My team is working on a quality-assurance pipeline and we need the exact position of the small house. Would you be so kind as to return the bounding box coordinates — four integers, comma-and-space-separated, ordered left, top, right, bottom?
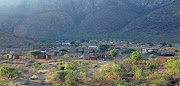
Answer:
89, 56, 97, 60
36, 55, 51, 59
8, 55, 20, 59
62, 43, 71, 46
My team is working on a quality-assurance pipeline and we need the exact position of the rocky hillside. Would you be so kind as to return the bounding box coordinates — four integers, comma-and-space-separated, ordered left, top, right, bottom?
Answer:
0, 0, 178, 42
0, 30, 40, 48
122, 0, 180, 42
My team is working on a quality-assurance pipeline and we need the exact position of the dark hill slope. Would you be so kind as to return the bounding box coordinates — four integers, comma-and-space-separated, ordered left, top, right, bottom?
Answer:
0, 30, 39, 48
0, 0, 177, 41
121, 1, 180, 42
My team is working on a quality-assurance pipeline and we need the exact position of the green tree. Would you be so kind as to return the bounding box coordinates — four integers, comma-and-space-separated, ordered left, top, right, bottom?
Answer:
27, 50, 43, 58
131, 51, 143, 61
54, 51, 59, 56
110, 49, 119, 57
149, 54, 155, 58
70, 41, 75, 45
99, 44, 109, 52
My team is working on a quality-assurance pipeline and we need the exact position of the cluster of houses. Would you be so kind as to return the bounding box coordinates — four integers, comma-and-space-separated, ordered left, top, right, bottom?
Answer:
1, 40, 178, 61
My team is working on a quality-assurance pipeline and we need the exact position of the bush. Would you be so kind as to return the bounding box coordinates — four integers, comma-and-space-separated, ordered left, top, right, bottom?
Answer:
65, 70, 79, 85
122, 49, 135, 54
0, 79, 7, 86
65, 61, 79, 70
110, 49, 119, 57
131, 51, 143, 61
146, 63, 157, 72
149, 54, 155, 58
28, 59, 36, 63
134, 68, 144, 84
0, 66, 22, 80
148, 73, 168, 86
52, 70, 68, 83
33, 62, 43, 69
0, 60, 9, 64
79, 61, 89, 66
57, 59, 64, 62
164, 59, 180, 76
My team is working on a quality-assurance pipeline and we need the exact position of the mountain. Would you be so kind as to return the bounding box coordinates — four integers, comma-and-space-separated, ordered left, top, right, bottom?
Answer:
121, 0, 180, 42
0, 0, 178, 42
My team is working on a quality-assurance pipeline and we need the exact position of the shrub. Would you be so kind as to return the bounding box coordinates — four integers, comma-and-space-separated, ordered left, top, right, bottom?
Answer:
110, 49, 119, 57
52, 70, 68, 83
63, 54, 70, 58
146, 63, 157, 72
148, 73, 168, 86
0, 66, 22, 80
65, 70, 79, 85
134, 68, 143, 84
122, 49, 135, 54
164, 59, 180, 76
149, 54, 155, 58
28, 59, 36, 63
105, 72, 120, 85
57, 59, 64, 62
33, 62, 43, 69
65, 61, 79, 70
131, 51, 143, 61
79, 61, 89, 66
0, 60, 9, 64
92, 74, 106, 85
0, 79, 7, 86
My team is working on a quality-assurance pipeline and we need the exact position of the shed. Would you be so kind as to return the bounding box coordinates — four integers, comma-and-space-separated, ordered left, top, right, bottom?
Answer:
36, 55, 51, 59
89, 56, 97, 60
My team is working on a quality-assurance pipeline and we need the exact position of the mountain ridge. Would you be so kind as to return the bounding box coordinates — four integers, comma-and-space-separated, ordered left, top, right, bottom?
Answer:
0, 0, 179, 42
